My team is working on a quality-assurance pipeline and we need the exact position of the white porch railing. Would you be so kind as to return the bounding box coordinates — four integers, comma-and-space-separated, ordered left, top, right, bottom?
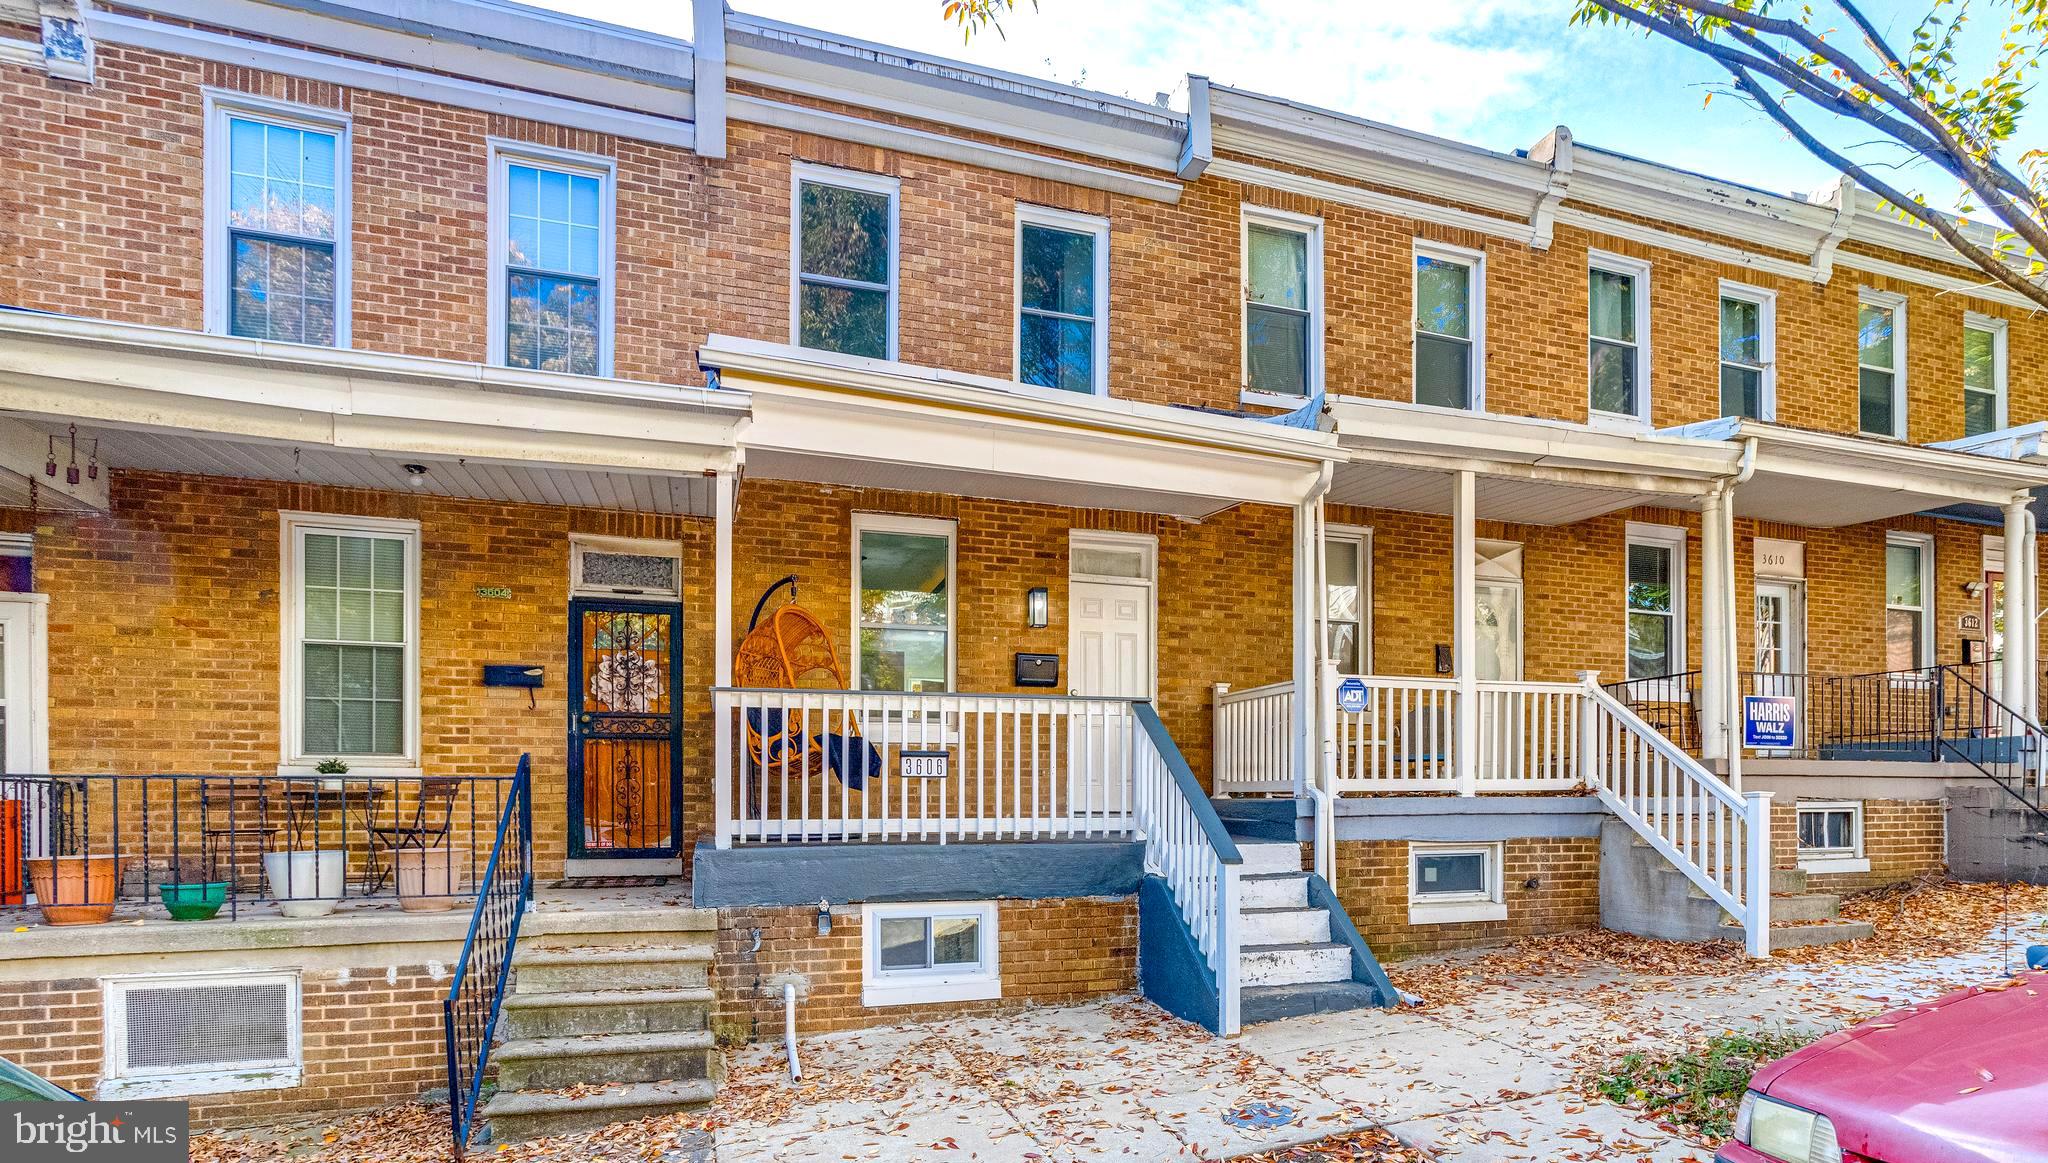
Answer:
1132, 702, 1243, 1034
712, 688, 1138, 845
1312, 675, 1584, 793
1582, 679, 1772, 956
1211, 681, 1294, 795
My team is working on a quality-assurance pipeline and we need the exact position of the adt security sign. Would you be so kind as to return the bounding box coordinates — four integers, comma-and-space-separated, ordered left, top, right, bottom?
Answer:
1743, 694, 1798, 750
1336, 677, 1367, 715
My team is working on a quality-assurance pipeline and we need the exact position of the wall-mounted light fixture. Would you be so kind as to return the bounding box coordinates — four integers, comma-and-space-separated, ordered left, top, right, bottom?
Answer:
1964, 580, 1988, 598
1026, 586, 1049, 629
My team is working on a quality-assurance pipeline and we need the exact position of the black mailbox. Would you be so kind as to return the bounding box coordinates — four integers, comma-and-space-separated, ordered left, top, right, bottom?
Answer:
1014, 653, 1059, 688
482, 665, 544, 688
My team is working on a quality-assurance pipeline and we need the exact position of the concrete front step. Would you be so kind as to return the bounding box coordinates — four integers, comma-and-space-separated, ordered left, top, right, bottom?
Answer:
1237, 841, 1305, 877
521, 907, 718, 949
500, 987, 715, 1040
1772, 867, 1810, 895
1241, 980, 1385, 1025
1722, 918, 1876, 951
483, 1078, 717, 1142
1240, 872, 1310, 910
1240, 941, 1351, 987
511, 943, 714, 993
493, 1030, 719, 1091
1240, 906, 1332, 947
1771, 892, 1842, 923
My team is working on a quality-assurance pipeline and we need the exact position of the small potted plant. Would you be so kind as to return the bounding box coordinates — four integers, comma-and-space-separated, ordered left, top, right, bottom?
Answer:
158, 855, 230, 921
313, 756, 349, 789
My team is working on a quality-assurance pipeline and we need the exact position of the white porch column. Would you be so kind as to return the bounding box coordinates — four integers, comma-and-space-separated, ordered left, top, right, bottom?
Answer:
2003, 496, 2028, 717
1453, 470, 1477, 797
1719, 491, 1744, 792
1699, 488, 1728, 763
711, 469, 736, 850
1291, 499, 1316, 797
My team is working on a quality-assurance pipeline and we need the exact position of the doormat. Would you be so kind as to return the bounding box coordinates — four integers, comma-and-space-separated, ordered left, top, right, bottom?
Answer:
549, 876, 674, 889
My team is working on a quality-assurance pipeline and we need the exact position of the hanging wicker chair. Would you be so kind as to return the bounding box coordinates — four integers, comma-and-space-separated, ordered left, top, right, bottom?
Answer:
734, 576, 881, 788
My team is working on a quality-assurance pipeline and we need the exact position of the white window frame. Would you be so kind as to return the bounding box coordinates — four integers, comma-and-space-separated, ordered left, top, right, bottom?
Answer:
1407, 841, 1506, 925
202, 90, 353, 347
1858, 289, 1909, 439
791, 162, 901, 361
1885, 530, 1935, 671
486, 138, 618, 379
1624, 522, 1688, 683
1324, 524, 1374, 675
1587, 250, 1652, 426
569, 534, 684, 600
1718, 280, 1777, 422
1412, 239, 1486, 412
1013, 203, 1110, 395
1795, 800, 1869, 874
1239, 205, 1324, 405
861, 900, 1000, 1007
279, 511, 422, 773
102, 970, 303, 1099
850, 513, 957, 693
1963, 312, 2009, 436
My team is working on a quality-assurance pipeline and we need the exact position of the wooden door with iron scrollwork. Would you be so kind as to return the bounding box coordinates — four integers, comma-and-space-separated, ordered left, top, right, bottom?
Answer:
567, 599, 683, 860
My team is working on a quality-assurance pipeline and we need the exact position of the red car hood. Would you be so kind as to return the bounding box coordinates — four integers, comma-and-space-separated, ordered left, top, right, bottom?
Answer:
1755, 971, 2048, 1163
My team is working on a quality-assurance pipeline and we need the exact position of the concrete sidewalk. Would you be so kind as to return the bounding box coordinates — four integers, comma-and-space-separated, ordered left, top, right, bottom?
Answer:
712, 905, 2048, 1162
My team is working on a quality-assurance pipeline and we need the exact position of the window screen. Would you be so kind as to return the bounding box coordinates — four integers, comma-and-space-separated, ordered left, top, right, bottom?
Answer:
578, 550, 678, 596
123, 979, 294, 1072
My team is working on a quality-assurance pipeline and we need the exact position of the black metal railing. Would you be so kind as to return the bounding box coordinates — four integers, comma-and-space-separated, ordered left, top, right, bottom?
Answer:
443, 754, 533, 1160
1603, 670, 1704, 753
0, 772, 518, 921
1931, 667, 2048, 825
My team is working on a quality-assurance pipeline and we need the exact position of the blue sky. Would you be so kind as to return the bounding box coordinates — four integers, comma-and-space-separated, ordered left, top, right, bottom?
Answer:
531, 0, 2037, 208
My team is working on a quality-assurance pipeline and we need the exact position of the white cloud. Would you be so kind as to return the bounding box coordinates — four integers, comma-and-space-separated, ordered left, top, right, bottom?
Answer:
534, 0, 1561, 142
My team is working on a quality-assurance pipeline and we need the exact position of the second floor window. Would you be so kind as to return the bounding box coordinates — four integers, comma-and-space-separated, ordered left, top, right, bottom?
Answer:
1016, 206, 1108, 393
1588, 255, 1649, 421
1719, 286, 1772, 420
496, 151, 611, 377
1415, 244, 1482, 410
215, 104, 347, 346
1243, 211, 1320, 397
796, 166, 898, 360
1858, 294, 1905, 438
1964, 316, 2007, 436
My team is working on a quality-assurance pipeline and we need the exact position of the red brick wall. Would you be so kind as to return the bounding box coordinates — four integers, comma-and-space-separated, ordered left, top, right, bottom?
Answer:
710, 896, 1135, 1040
1773, 797, 1946, 891
1326, 837, 1601, 960
0, 962, 449, 1130
4, 42, 2043, 438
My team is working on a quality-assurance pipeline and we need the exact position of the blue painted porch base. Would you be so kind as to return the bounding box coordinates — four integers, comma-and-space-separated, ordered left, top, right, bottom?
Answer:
691, 839, 1143, 908
1137, 875, 1221, 1032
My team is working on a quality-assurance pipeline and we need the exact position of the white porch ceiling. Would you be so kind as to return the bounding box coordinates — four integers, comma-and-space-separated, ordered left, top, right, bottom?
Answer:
745, 449, 1248, 520
9, 419, 718, 516
1326, 460, 1692, 526
1730, 468, 1976, 528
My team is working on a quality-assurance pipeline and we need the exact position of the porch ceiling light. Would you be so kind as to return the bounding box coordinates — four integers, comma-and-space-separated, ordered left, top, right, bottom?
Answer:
402, 463, 430, 489
1027, 586, 1049, 629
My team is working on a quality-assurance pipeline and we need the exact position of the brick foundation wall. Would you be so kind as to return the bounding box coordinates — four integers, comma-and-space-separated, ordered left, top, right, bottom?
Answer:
1771, 796, 1946, 892
1326, 837, 1601, 960
710, 896, 1136, 1040
0, 960, 450, 1130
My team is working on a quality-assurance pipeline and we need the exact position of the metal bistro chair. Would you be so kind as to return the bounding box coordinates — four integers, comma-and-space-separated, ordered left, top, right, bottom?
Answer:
366, 777, 461, 894
200, 779, 281, 893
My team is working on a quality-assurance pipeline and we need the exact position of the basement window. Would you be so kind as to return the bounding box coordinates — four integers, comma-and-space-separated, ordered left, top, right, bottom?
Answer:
1408, 842, 1506, 925
861, 901, 1000, 1007
102, 971, 302, 1099
1796, 801, 1869, 874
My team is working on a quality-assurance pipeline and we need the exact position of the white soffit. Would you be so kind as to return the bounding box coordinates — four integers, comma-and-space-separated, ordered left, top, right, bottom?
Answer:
1325, 460, 1687, 526
6, 419, 721, 515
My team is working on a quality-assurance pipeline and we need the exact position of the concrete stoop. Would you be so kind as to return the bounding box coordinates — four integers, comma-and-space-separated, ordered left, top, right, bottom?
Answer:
481, 907, 723, 1144
1599, 821, 1873, 952
1946, 783, 2048, 885
1232, 840, 1387, 1025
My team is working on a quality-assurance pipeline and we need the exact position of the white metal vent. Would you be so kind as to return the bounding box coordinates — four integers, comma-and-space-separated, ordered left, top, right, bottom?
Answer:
570, 537, 682, 599
104, 972, 302, 1098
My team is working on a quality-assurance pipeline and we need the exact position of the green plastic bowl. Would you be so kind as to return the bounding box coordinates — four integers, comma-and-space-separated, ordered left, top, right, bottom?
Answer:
158, 881, 229, 921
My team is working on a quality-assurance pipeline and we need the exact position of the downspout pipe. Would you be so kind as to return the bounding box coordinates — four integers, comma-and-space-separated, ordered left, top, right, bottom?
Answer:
1723, 438, 1758, 791
783, 982, 801, 1083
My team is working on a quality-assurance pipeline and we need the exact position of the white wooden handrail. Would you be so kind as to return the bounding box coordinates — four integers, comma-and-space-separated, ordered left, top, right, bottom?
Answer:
1581, 677, 1772, 956
1132, 702, 1242, 1035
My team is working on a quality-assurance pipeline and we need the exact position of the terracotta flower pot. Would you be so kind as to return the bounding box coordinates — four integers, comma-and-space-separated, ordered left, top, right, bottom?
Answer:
394, 847, 459, 912
25, 855, 123, 926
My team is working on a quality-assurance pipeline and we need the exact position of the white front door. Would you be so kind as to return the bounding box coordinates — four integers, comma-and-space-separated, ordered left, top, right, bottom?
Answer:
1068, 579, 1152, 815
1754, 580, 1805, 754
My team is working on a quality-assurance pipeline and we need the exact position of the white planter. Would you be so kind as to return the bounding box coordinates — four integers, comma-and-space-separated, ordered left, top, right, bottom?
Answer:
263, 850, 346, 918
